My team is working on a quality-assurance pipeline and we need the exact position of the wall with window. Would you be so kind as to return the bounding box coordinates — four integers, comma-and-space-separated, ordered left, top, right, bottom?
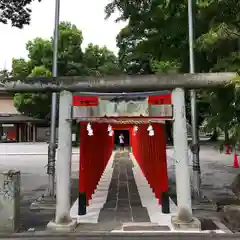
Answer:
0, 124, 17, 142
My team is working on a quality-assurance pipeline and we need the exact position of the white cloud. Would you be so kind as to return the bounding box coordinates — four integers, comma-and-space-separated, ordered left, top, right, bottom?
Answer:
0, 0, 126, 70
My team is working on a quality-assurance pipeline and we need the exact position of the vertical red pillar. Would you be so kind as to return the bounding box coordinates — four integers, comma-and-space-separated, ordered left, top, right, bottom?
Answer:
147, 127, 152, 189
129, 127, 133, 152
159, 124, 168, 194
149, 127, 156, 196
140, 126, 146, 178
91, 123, 97, 197
86, 125, 91, 202
146, 124, 151, 187
141, 125, 145, 178
79, 123, 87, 215
150, 125, 156, 194
159, 123, 170, 213
155, 124, 161, 201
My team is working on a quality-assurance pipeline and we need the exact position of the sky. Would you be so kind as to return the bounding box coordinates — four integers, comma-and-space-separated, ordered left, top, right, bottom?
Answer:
0, 0, 127, 70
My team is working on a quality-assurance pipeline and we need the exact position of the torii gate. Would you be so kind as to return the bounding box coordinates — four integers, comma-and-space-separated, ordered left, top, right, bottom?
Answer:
73, 92, 172, 216
0, 72, 237, 231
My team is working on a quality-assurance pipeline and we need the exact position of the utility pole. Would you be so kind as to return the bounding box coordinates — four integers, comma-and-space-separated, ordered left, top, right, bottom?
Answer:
188, 0, 201, 198
47, 0, 60, 197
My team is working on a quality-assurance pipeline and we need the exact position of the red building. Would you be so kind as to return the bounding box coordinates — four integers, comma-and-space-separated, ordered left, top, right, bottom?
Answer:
0, 93, 45, 142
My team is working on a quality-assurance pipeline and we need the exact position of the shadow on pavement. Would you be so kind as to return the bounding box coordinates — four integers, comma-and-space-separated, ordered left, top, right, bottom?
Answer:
19, 178, 79, 232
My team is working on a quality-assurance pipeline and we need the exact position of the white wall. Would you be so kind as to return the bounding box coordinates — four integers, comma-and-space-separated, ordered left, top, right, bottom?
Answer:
0, 97, 20, 114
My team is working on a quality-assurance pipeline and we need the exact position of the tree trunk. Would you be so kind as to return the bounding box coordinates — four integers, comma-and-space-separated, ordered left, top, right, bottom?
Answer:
224, 127, 229, 143
210, 129, 218, 141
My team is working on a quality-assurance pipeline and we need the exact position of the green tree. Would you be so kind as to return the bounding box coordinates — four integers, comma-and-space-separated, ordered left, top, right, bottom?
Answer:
11, 58, 33, 78
26, 38, 53, 71
11, 21, 120, 119
117, 26, 154, 74
0, 0, 42, 28
0, 68, 11, 82
13, 66, 52, 119
203, 88, 236, 140
25, 22, 85, 76
83, 43, 120, 76
105, 0, 240, 197
106, 0, 240, 128
11, 22, 85, 119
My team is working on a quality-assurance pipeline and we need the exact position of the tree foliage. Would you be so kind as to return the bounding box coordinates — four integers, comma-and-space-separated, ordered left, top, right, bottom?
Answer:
0, 68, 11, 82
11, 21, 120, 119
83, 43, 120, 76
0, 0, 41, 28
105, 0, 240, 146
14, 66, 52, 119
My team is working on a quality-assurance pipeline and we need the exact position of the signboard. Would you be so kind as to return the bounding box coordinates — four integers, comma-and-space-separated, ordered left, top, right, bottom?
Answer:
148, 93, 173, 118
148, 93, 171, 105
72, 96, 98, 106
148, 104, 173, 118
98, 98, 149, 117
72, 96, 99, 118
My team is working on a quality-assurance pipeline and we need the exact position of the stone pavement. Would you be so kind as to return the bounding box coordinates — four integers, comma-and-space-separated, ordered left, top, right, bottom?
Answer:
74, 151, 227, 233
98, 152, 150, 224
0, 232, 240, 240
74, 151, 154, 232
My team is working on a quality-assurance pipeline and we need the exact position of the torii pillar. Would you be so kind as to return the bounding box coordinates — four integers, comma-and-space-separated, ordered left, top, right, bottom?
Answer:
171, 88, 201, 230
47, 90, 77, 231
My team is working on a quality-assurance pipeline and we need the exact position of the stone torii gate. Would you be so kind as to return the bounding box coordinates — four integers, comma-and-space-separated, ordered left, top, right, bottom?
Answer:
0, 72, 237, 231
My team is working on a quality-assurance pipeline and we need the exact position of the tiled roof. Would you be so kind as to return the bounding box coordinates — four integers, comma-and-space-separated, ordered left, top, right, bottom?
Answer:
0, 114, 44, 123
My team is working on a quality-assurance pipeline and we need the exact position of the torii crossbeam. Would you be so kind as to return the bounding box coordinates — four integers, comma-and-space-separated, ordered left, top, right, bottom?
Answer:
0, 72, 237, 93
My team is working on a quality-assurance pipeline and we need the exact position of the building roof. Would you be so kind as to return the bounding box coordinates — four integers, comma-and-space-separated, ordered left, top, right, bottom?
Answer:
0, 92, 14, 96
0, 114, 44, 123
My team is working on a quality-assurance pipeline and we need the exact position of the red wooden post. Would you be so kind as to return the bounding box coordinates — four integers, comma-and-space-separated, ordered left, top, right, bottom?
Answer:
93, 123, 98, 195
151, 124, 157, 197
141, 126, 146, 177
79, 123, 87, 215
142, 126, 147, 176
159, 123, 170, 213
144, 124, 150, 185
147, 129, 153, 190
156, 124, 162, 201
155, 124, 161, 201
91, 123, 96, 197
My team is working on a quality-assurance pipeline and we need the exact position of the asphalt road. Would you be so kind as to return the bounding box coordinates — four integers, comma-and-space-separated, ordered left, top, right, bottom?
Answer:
0, 143, 80, 197
0, 143, 80, 232
167, 145, 238, 202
